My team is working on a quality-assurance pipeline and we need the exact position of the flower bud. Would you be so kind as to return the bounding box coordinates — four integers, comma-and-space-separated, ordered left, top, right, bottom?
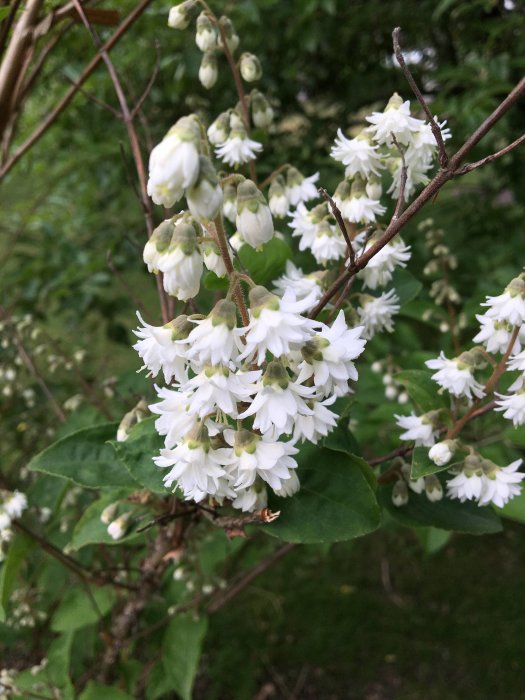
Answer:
143, 219, 175, 272
428, 440, 457, 467
385, 385, 398, 400
195, 12, 217, 51
168, 0, 196, 29
239, 52, 262, 82
199, 51, 218, 89
100, 502, 119, 525
116, 398, 149, 442
207, 111, 230, 145
107, 512, 132, 540
424, 474, 443, 502
218, 16, 239, 52
251, 90, 274, 129
392, 479, 409, 507
202, 239, 228, 277
186, 156, 223, 221
262, 360, 290, 389
236, 179, 274, 249
366, 175, 382, 201
268, 176, 289, 218
222, 182, 237, 222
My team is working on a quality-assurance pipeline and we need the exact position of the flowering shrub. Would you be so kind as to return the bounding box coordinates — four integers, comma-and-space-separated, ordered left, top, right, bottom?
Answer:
1, 0, 524, 696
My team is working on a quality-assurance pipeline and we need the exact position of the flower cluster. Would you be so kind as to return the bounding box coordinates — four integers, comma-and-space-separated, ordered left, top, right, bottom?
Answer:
447, 455, 524, 509
0, 490, 27, 556
133, 286, 366, 511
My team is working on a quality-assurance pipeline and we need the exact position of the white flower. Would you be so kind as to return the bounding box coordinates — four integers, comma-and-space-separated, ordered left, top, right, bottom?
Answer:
186, 300, 242, 366
387, 159, 430, 201
395, 412, 437, 447
236, 179, 274, 249
425, 352, 485, 400
155, 434, 226, 502
272, 261, 323, 307
357, 239, 411, 290
143, 220, 175, 273
168, 1, 194, 30
447, 469, 483, 503
150, 386, 198, 448
232, 485, 268, 512
157, 222, 203, 301
215, 127, 263, 166
296, 311, 366, 397
238, 286, 317, 365
222, 183, 237, 222
288, 202, 324, 252
285, 168, 320, 206
274, 470, 300, 497
268, 176, 289, 218
508, 349, 525, 372
238, 361, 315, 437
358, 290, 400, 339
365, 93, 421, 147
405, 118, 452, 168
292, 397, 338, 443
478, 459, 525, 508
216, 429, 298, 492
133, 311, 190, 384
3, 491, 27, 519
202, 240, 228, 278
330, 129, 383, 178
495, 390, 525, 426
473, 314, 522, 355
311, 221, 347, 265
428, 440, 456, 466
147, 116, 201, 207
184, 365, 260, 418
340, 193, 385, 224
481, 276, 525, 326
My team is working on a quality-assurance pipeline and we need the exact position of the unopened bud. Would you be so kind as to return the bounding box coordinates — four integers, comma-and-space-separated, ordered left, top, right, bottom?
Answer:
392, 479, 409, 506
239, 52, 262, 82
168, 1, 196, 30
199, 51, 218, 89
424, 474, 443, 502
195, 12, 217, 51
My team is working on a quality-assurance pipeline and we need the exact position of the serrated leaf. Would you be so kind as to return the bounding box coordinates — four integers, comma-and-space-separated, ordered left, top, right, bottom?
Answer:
238, 236, 291, 285
79, 682, 134, 700
265, 447, 380, 543
161, 614, 208, 700
379, 486, 502, 534
0, 534, 32, 622
109, 417, 166, 494
395, 369, 448, 413
51, 586, 116, 632
28, 423, 140, 489
69, 489, 143, 551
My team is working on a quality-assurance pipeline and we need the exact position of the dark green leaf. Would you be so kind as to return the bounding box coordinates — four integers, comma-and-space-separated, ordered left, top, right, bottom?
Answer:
411, 445, 463, 479
109, 417, 166, 494
161, 614, 208, 700
395, 370, 448, 413
265, 447, 380, 543
79, 682, 134, 700
390, 268, 423, 306
0, 534, 32, 622
238, 236, 291, 285
323, 418, 361, 457
28, 423, 140, 489
51, 586, 116, 632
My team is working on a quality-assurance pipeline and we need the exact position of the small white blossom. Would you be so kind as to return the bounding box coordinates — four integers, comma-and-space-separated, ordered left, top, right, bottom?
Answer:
428, 440, 456, 466
358, 290, 400, 339
508, 349, 525, 372
150, 386, 199, 448
157, 223, 203, 301
311, 221, 347, 265
365, 93, 421, 147
184, 365, 260, 418
232, 485, 268, 512
292, 397, 338, 443
478, 459, 525, 508
473, 314, 522, 355
285, 168, 320, 207
107, 513, 131, 541
272, 261, 323, 307
207, 112, 230, 146
331, 129, 383, 178
236, 179, 274, 249
215, 127, 263, 166
495, 390, 525, 426
3, 492, 27, 519
395, 412, 437, 447
425, 352, 485, 400
481, 276, 525, 326
133, 312, 190, 384
185, 300, 241, 366
357, 239, 411, 290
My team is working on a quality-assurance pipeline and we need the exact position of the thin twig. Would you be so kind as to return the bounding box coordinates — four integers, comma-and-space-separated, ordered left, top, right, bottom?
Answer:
392, 26, 448, 168
455, 132, 525, 176
319, 186, 355, 265
130, 40, 160, 119
63, 73, 122, 117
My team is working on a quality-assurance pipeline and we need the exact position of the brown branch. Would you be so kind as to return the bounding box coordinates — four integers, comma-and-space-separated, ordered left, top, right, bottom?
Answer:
318, 186, 355, 266
212, 216, 250, 327
392, 26, 448, 168
454, 132, 525, 176
0, 0, 155, 180
309, 73, 525, 320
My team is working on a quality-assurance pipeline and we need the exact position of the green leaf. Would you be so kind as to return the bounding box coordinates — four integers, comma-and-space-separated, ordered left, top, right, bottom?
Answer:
79, 682, 134, 700
28, 423, 140, 489
504, 425, 525, 447
497, 490, 525, 524
415, 527, 452, 555
379, 486, 503, 534
411, 445, 464, 479
203, 270, 229, 292
51, 586, 116, 632
238, 236, 291, 285
15, 632, 75, 699
161, 614, 208, 700
109, 417, 166, 494
323, 418, 361, 457
265, 447, 381, 543
0, 7, 11, 21
0, 534, 32, 622
395, 370, 448, 413
390, 268, 423, 306
69, 489, 144, 551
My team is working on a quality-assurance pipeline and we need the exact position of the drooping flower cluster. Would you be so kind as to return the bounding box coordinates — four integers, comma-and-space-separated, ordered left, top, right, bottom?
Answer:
447, 455, 525, 509
133, 287, 366, 511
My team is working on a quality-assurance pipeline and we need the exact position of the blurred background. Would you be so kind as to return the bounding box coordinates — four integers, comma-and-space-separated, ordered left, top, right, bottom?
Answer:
1, 1, 524, 697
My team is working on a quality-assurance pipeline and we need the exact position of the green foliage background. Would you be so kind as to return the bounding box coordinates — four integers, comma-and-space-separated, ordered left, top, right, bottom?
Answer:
1, 0, 524, 697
